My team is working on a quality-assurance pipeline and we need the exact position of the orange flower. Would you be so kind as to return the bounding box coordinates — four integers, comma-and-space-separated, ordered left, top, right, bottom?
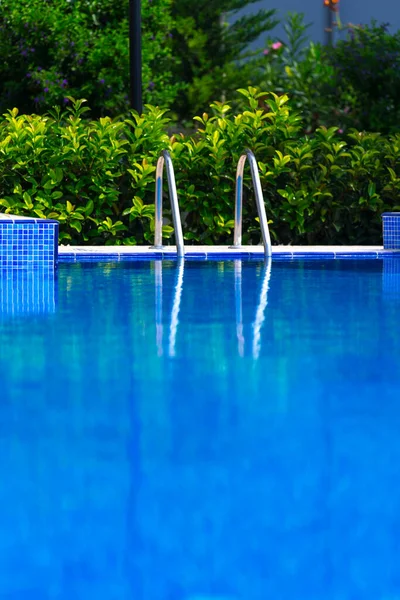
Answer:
324, 0, 339, 9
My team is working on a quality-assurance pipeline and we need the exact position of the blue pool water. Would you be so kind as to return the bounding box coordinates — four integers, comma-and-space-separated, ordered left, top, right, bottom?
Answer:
1, 259, 400, 599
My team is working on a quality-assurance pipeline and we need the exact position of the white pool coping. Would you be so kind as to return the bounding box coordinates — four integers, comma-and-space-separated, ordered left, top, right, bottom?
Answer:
58, 245, 400, 260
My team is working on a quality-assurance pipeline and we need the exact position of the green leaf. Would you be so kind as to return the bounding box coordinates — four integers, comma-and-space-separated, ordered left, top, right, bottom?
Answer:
85, 200, 94, 215
70, 220, 82, 232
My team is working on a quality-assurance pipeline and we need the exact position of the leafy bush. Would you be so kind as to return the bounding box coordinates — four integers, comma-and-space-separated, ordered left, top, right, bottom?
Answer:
170, 0, 278, 121
257, 13, 357, 134
326, 21, 400, 134
1, 91, 400, 246
0, 99, 171, 244
172, 88, 400, 245
256, 15, 400, 135
0, 0, 278, 122
0, 0, 180, 117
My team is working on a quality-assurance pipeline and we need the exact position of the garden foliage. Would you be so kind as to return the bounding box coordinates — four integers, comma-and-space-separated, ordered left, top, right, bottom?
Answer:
0, 0, 277, 122
1, 91, 399, 246
2, 0, 400, 136
326, 21, 400, 134
170, 0, 278, 120
258, 13, 341, 134
0, 0, 180, 117
251, 14, 400, 135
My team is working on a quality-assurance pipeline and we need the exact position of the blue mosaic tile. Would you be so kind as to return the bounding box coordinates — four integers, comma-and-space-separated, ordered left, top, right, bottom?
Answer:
182, 255, 208, 261
73, 253, 121, 262
249, 255, 270, 261
0, 214, 58, 269
382, 213, 400, 250
271, 253, 294, 259
331, 254, 366, 260
119, 253, 164, 261
270, 256, 295, 261
182, 252, 208, 259
57, 248, 400, 264
336, 253, 379, 259
207, 253, 251, 260
58, 254, 77, 262
289, 253, 336, 260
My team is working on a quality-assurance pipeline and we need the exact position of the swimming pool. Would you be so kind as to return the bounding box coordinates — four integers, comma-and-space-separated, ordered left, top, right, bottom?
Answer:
1, 258, 400, 599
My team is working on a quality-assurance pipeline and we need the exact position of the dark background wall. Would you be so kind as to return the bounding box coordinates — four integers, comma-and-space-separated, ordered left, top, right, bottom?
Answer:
236, 0, 399, 49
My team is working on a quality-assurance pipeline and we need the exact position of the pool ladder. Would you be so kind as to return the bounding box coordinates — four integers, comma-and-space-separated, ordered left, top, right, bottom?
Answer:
152, 148, 272, 257
152, 150, 185, 257
230, 149, 272, 257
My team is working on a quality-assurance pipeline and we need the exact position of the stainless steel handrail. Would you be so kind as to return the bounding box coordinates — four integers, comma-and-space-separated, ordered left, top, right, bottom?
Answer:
230, 149, 272, 257
153, 150, 185, 257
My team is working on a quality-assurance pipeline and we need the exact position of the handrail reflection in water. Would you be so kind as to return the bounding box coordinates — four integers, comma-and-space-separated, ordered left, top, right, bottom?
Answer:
252, 258, 272, 359
234, 258, 272, 359
155, 261, 163, 357
154, 259, 271, 359
169, 259, 184, 357
154, 259, 185, 358
234, 260, 245, 357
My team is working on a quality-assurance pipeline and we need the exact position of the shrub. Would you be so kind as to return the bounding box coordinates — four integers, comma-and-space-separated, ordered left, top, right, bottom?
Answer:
170, 0, 278, 121
0, 0, 181, 117
172, 88, 400, 245
1, 91, 400, 246
256, 15, 400, 135
0, 99, 171, 244
327, 21, 400, 133
257, 13, 357, 134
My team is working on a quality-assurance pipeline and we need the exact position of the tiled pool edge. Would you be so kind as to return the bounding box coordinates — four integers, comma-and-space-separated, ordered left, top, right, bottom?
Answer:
58, 245, 400, 262
382, 213, 400, 249
0, 215, 59, 269
1, 211, 399, 267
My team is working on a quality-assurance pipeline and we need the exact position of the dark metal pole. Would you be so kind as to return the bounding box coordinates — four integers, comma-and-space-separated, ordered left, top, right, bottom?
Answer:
129, 0, 142, 113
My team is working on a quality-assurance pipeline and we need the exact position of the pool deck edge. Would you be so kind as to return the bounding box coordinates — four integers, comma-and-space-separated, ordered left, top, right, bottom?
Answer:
58, 245, 400, 261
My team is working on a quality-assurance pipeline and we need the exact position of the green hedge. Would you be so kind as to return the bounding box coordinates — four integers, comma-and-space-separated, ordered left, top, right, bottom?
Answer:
1, 90, 400, 246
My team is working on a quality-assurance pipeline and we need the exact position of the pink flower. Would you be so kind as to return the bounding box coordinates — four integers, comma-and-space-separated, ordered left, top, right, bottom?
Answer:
271, 41, 283, 50
263, 49, 269, 55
